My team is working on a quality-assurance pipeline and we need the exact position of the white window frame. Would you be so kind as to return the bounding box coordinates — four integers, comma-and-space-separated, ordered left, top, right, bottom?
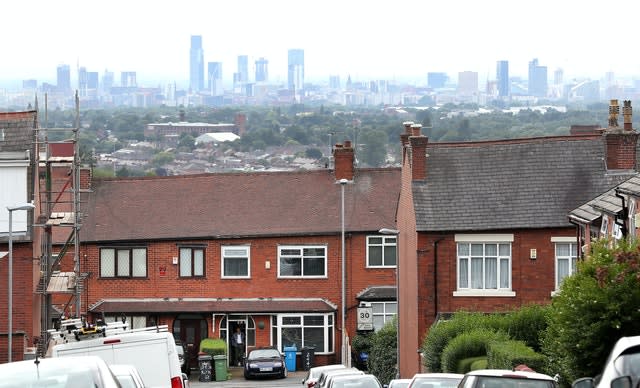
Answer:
99, 247, 147, 278
366, 235, 397, 268
453, 234, 515, 297
221, 245, 251, 278
370, 301, 397, 331
552, 237, 578, 293
277, 245, 327, 278
179, 246, 205, 278
272, 313, 334, 354
628, 198, 636, 238
600, 214, 609, 236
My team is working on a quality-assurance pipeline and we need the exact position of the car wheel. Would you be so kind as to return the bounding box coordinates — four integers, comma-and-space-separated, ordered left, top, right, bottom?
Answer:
244, 372, 251, 380
281, 367, 288, 378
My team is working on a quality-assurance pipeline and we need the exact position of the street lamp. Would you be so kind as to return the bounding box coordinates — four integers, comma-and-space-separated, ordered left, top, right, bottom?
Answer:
6, 202, 35, 363
338, 178, 348, 366
378, 228, 400, 377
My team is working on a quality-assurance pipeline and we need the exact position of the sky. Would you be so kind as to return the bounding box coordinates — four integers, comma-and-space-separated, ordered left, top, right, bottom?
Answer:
2, 0, 639, 89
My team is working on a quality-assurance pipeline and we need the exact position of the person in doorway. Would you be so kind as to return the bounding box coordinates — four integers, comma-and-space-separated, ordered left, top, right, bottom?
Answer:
231, 326, 245, 366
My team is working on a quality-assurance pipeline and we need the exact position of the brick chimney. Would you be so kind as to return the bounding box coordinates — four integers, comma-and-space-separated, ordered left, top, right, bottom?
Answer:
604, 99, 638, 170
400, 121, 414, 164
333, 140, 354, 181
409, 124, 429, 181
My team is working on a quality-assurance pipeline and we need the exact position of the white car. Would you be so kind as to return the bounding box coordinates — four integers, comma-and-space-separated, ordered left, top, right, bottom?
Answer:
303, 364, 347, 388
572, 335, 640, 388
460, 369, 557, 388
327, 373, 383, 388
110, 364, 147, 388
387, 378, 412, 388
408, 373, 464, 388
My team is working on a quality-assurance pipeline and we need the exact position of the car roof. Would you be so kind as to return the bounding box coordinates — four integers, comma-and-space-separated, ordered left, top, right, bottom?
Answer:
464, 369, 555, 380
329, 374, 380, 387
412, 373, 465, 379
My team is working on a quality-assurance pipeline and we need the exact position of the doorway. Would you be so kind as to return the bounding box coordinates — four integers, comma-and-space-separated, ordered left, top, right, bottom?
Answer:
220, 315, 256, 367
173, 314, 207, 373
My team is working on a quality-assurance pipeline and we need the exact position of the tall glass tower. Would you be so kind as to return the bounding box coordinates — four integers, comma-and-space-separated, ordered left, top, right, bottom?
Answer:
207, 62, 223, 96
528, 58, 548, 98
496, 60, 509, 97
56, 64, 71, 93
255, 57, 268, 82
287, 49, 304, 92
190, 35, 204, 92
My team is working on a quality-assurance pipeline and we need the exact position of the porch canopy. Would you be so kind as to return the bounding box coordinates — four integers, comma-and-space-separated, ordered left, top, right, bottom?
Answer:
89, 297, 337, 314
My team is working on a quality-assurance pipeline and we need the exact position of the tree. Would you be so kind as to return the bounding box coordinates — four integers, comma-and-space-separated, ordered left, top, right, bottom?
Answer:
359, 129, 387, 167
541, 239, 640, 384
367, 318, 397, 386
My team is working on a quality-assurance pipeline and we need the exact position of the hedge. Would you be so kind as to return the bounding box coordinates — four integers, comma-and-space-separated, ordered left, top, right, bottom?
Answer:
487, 339, 546, 372
440, 328, 509, 373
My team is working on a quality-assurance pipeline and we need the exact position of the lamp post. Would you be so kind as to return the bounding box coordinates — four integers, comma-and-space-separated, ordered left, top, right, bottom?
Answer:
7, 202, 35, 363
339, 178, 348, 366
378, 228, 400, 377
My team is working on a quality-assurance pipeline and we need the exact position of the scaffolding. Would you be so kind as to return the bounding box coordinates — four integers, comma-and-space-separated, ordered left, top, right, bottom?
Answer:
34, 92, 85, 356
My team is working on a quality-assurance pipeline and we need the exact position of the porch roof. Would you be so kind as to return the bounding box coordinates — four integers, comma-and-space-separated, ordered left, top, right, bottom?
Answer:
89, 298, 337, 314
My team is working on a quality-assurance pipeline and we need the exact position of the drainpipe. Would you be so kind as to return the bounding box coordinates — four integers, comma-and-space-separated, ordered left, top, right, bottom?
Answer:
433, 237, 444, 318
615, 189, 628, 239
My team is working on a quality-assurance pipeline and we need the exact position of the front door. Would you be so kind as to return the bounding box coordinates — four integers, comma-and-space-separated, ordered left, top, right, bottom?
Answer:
228, 320, 247, 367
174, 316, 207, 373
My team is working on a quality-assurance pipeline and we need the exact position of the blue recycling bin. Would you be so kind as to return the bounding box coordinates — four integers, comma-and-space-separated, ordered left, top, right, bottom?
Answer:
284, 345, 297, 372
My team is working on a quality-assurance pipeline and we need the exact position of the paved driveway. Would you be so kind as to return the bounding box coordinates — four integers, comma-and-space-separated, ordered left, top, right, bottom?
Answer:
188, 368, 306, 388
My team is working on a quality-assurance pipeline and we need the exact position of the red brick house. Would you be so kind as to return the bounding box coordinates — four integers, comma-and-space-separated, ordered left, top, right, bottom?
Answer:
75, 142, 400, 370
0, 110, 39, 363
395, 100, 639, 377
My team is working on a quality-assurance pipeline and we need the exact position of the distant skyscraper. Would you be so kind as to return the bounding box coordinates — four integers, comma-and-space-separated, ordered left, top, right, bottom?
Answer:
190, 35, 204, 92
207, 62, 223, 96
427, 72, 448, 89
528, 58, 548, 98
287, 49, 304, 94
329, 75, 341, 89
102, 69, 114, 93
57, 64, 71, 93
457, 71, 478, 94
121, 72, 137, 87
255, 57, 268, 82
496, 60, 509, 97
87, 72, 99, 90
554, 68, 563, 85
238, 55, 249, 83
78, 67, 88, 96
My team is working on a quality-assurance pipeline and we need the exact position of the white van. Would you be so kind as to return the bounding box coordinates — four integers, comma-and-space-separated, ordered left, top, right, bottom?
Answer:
51, 330, 187, 388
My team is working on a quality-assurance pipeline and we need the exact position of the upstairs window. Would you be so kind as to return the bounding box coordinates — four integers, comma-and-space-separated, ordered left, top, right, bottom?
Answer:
100, 248, 147, 278
179, 247, 205, 277
278, 246, 326, 278
222, 246, 250, 278
367, 236, 397, 267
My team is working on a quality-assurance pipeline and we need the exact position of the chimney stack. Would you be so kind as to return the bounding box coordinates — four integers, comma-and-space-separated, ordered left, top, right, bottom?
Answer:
623, 100, 633, 131
604, 100, 638, 170
333, 140, 354, 181
409, 124, 429, 181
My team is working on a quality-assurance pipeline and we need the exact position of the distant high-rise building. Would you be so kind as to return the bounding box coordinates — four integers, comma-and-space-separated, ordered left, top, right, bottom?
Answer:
554, 68, 563, 85
190, 35, 205, 92
121, 72, 137, 87
78, 66, 88, 96
207, 62, 223, 96
329, 75, 341, 89
427, 72, 448, 89
238, 55, 249, 83
57, 64, 71, 93
457, 71, 478, 94
102, 69, 114, 93
528, 58, 548, 97
255, 57, 268, 82
496, 60, 509, 97
87, 72, 99, 90
288, 49, 304, 95
22, 80, 37, 89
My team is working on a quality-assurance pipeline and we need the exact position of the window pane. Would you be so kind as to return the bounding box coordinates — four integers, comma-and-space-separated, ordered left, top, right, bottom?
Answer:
485, 244, 497, 256
282, 328, 302, 350
371, 303, 383, 314
386, 302, 397, 314
499, 244, 510, 256
304, 327, 325, 352
485, 258, 497, 289
500, 258, 509, 288
459, 258, 468, 288
557, 258, 569, 287
132, 316, 146, 329
180, 249, 192, 277
225, 258, 247, 276
471, 258, 483, 288
373, 316, 385, 331
282, 316, 301, 325
458, 243, 469, 256
303, 247, 325, 256
470, 244, 483, 256
369, 237, 382, 245
117, 250, 130, 276
132, 249, 146, 277
280, 257, 301, 276
194, 250, 204, 276
304, 316, 324, 326
280, 248, 300, 256
101, 249, 115, 277
556, 243, 570, 256
369, 246, 383, 266
384, 246, 396, 266
304, 257, 325, 276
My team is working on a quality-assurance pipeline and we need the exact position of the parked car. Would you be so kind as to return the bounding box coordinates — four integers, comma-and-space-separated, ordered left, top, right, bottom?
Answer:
386, 378, 412, 388
327, 373, 383, 388
572, 335, 640, 388
243, 347, 288, 379
110, 364, 146, 388
317, 368, 366, 388
0, 355, 121, 388
459, 369, 558, 388
303, 364, 347, 388
407, 373, 464, 388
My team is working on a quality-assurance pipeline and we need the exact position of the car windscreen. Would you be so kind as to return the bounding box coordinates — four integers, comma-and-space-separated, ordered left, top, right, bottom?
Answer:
249, 349, 281, 359
475, 376, 555, 388
613, 352, 640, 377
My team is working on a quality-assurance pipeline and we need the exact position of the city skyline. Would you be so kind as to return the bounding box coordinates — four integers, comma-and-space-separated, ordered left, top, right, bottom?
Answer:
2, 0, 640, 89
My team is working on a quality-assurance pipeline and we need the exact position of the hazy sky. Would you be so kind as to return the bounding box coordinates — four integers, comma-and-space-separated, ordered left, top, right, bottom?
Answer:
2, 0, 639, 88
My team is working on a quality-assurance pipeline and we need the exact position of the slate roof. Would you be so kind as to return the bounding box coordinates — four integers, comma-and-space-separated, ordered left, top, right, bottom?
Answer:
413, 135, 636, 231
356, 286, 396, 301
81, 168, 400, 242
569, 175, 640, 223
89, 298, 336, 313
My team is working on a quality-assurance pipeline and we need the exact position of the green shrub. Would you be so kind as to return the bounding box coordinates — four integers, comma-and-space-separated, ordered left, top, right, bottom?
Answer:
501, 304, 550, 352
367, 317, 397, 386
441, 329, 509, 373
457, 356, 487, 374
487, 340, 546, 372
200, 338, 227, 356
469, 358, 488, 370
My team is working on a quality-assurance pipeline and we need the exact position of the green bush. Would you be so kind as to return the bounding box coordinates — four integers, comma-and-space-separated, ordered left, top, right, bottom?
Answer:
441, 329, 509, 373
200, 338, 227, 356
501, 304, 550, 352
487, 340, 546, 372
458, 356, 487, 374
469, 358, 488, 370
541, 239, 640, 384
367, 317, 397, 386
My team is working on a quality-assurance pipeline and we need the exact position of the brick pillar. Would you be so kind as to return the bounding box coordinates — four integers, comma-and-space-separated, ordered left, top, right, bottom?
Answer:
333, 141, 354, 181
409, 125, 429, 181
